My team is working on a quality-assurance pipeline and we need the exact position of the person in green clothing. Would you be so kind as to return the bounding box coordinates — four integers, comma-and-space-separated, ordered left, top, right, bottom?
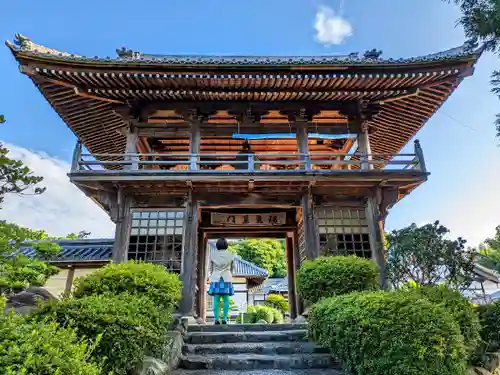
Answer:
207, 238, 235, 324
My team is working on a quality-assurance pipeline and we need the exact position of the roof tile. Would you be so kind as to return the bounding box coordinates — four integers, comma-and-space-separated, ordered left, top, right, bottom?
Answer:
17, 239, 268, 278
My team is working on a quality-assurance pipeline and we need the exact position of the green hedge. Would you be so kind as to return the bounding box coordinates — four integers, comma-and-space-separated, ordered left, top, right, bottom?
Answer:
0, 313, 103, 375
36, 293, 172, 375
297, 256, 379, 304
264, 294, 289, 315
72, 260, 182, 311
407, 285, 480, 359
308, 291, 467, 375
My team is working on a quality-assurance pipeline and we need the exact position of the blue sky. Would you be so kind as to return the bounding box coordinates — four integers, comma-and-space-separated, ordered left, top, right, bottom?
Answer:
0, 0, 498, 245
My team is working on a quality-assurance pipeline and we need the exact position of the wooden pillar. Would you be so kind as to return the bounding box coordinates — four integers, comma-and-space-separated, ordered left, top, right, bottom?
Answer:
414, 139, 427, 173
189, 122, 201, 170
63, 266, 76, 297
301, 190, 319, 260
296, 123, 311, 170
292, 230, 304, 315
180, 189, 200, 316
366, 194, 387, 289
286, 233, 298, 320
196, 232, 208, 321
71, 140, 82, 172
357, 124, 373, 171
124, 127, 139, 170
112, 187, 132, 263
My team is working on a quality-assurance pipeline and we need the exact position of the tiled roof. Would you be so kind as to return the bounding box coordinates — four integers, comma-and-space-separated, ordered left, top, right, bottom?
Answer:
17, 239, 113, 262
207, 241, 268, 278
263, 277, 289, 293
249, 277, 289, 294
473, 263, 500, 284
17, 239, 269, 278
6, 35, 480, 66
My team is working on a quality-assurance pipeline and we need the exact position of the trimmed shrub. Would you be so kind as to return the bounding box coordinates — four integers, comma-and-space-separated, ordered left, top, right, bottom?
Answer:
308, 291, 467, 375
476, 300, 500, 354
236, 312, 256, 324
72, 260, 182, 311
297, 256, 379, 304
0, 313, 103, 375
271, 307, 284, 324
407, 285, 480, 358
254, 305, 275, 323
264, 294, 289, 315
238, 305, 282, 324
36, 293, 172, 375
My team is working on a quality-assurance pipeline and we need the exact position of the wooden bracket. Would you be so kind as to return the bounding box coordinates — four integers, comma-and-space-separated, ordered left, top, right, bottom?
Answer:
378, 187, 399, 220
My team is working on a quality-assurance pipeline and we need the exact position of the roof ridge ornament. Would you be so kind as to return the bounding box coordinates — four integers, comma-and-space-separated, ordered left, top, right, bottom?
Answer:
363, 49, 383, 60
116, 47, 142, 59
7, 33, 79, 58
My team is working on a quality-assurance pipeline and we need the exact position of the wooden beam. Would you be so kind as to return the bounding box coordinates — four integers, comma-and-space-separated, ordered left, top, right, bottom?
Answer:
134, 122, 355, 137
74, 88, 125, 104
70, 171, 428, 185
141, 101, 348, 117
198, 193, 302, 207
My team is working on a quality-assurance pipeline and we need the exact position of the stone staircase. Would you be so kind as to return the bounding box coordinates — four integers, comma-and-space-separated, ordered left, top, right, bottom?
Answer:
174, 323, 343, 375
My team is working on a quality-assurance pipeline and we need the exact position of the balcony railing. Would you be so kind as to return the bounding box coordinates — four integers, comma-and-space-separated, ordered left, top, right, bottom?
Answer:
71, 140, 427, 175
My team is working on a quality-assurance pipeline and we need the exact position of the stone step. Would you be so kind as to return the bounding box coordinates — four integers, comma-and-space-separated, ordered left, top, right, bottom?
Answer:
181, 353, 337, 370
186, 329, 307, 345
188, 323, 306, 333
184, 341, 329, 355
174, 370, 344, 375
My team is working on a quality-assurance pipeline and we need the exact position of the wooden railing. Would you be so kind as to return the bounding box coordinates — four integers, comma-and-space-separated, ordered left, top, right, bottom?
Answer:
71, 140, 427, 174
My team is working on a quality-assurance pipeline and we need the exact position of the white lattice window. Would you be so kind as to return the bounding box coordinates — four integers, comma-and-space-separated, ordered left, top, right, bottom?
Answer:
128, 210, 184, 273
316, 207, 371, 259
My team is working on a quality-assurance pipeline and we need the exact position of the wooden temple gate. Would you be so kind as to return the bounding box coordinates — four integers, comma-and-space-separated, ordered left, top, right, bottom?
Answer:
7, 34, 481, 319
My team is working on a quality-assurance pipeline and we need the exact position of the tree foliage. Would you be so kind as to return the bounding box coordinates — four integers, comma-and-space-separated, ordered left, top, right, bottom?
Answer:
476, 225, 500, 271
445, 0, 500, 138
0, 115, 45, 207
0, 221, 62, 295
387, 221, 475, 290
229, 238, 287, 278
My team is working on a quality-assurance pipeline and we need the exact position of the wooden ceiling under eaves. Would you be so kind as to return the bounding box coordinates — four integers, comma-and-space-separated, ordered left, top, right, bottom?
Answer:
7, 43, 481, 162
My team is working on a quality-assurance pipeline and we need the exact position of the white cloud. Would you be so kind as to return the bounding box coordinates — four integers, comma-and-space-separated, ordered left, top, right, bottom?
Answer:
0, 142, 114, 238
314, 5, 353, 46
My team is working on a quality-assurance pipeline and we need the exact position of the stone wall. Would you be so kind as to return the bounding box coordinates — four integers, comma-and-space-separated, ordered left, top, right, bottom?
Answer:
136, 316, 188, 375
